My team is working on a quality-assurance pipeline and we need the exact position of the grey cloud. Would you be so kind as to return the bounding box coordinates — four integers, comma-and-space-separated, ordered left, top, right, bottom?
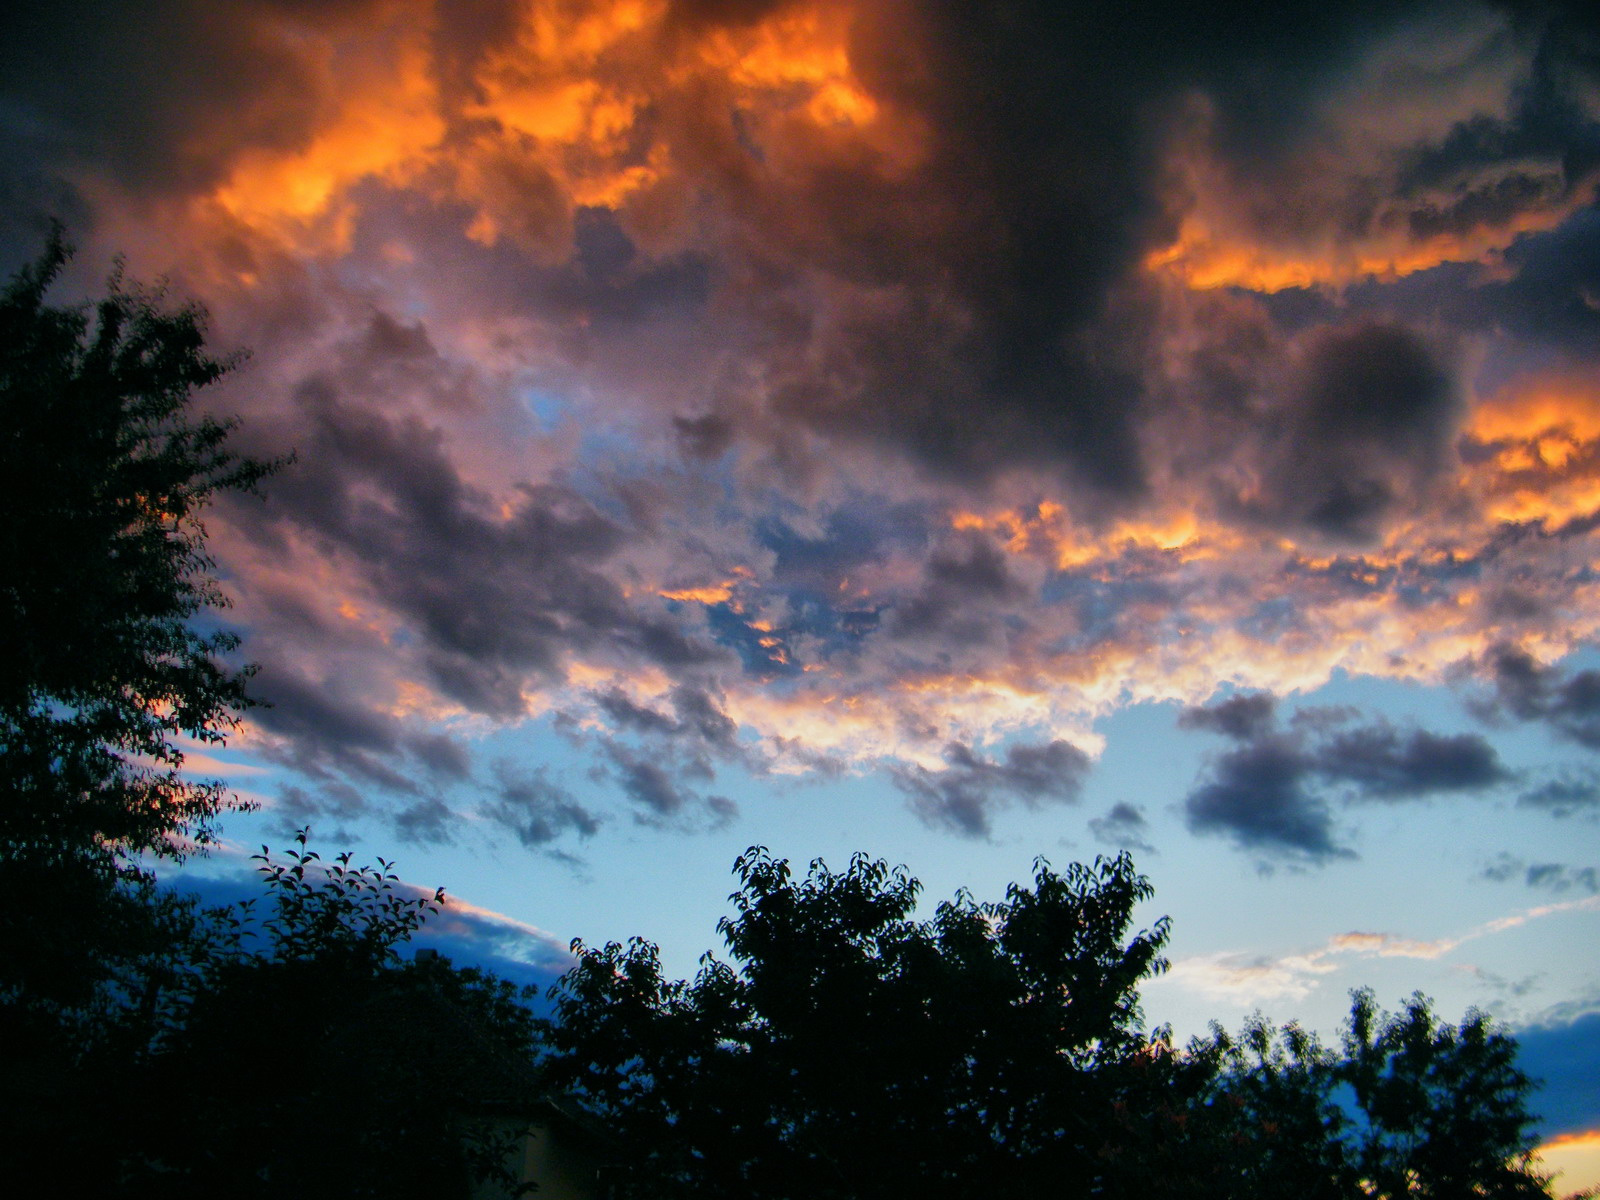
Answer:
1181, 694, 1510, 858
1482, 852, 1599, 895
612, 752, 683, 815
406, 732, 472, 780
889, 528, 1027, 642
1089, 802, 1155, 853
1527, 861, 1599, 894
1519, 769, 1600, 817
247, 661, 474, 804
594, 683, 741, 759
561, 681, 749, 834
231, 371, 726, 720
481, 765, 601, 847
1178, 692, 1278, 741
1482, 643, 1600, 749
1316, 724, 1511, 798
393, 796, 457, 846
758, 499, 930, 594
595, 689, 681, 737
1184, 736, 1345, 859
889, 738, 1091, 838
268, 782, 370, 843
597, 739, 738, 830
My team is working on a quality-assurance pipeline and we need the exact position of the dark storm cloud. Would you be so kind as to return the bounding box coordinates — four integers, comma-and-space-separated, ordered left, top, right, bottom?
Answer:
161, 862, 574, 996
9, 0, 1594, 519
1514, 1010, 1600, 1139
1230, 322, 1461, 543
1181, 694, 1510, 858
646, 2, 1459, 498
724, 0, 1600, 503
481, 764, 601, 847
0, 0, 343, 194
795, 2, 1387, 492
889, 738, 1090, 837
1480, 643, 1600, 748
1291, 207, 1600, 363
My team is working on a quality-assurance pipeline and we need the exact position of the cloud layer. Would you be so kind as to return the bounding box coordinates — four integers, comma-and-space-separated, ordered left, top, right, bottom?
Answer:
4, 0, 1600, 851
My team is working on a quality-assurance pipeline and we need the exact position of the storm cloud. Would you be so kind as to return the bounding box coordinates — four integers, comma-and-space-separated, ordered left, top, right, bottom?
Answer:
4, 0, 1599, 859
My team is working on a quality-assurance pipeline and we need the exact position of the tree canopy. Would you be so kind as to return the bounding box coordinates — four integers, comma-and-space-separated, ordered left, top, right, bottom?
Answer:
0, 233, 278, 1028
1, 231, 275, 875
542, 847, 1170, 1199
540, 847, 1569, 1200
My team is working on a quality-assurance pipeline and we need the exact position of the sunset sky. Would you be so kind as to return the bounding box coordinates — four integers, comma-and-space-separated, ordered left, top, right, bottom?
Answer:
4, 0, 1598, 1182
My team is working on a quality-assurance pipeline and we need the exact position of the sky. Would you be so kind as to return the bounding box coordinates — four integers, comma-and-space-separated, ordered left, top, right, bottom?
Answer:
4, 0, 1599, 1183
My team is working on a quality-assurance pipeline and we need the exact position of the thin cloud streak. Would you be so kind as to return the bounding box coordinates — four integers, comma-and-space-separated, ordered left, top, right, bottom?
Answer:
1165, 893, 1600, 1006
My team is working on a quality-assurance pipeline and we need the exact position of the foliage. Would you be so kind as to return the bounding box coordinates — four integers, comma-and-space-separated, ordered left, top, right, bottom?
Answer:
1129, 992, 1561, 1200
250, 827, 446, 973
0, 229, 276, 873
0, 231, 281, 1045
542, 846, 1572, 1200
542, 847, 1172, 1200
1337, 990, 1553, 1199
6, 832, 542, 1198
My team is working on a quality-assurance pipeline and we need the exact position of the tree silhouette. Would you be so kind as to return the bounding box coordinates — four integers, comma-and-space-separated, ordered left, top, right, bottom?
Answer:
117, 832, 540, 1198
0, 230, 280, 1122
543, 847, 1172, 1200
1, 230, 275, 877
542, 847, 1574, 1200
5, 829, 542, 1197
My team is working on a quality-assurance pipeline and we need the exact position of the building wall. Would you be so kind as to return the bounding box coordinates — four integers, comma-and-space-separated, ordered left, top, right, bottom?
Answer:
470, 1118, 605, 1200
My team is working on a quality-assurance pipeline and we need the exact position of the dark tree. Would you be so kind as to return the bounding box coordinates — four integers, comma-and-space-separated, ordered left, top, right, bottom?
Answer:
542, 847, 1576, 1200
542, 847, 1172, 1200
1338, 990, 1554, 1199
1, 230, 274, 871
1143, 992, 1564, 1200
17, 831, 543, 1198
0, 232, 277, 1023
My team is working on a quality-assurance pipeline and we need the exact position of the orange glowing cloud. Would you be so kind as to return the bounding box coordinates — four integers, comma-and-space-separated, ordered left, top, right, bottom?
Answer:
1463, 372, 1600, 528
1146, 10, 1593, 295
175, 0, 906, 266
660, 583, 736, 604
950, 501, 1235, 571
1144, 194, 1584, 294
205, 12, 445, 253
1536, 1128, 1600, 1195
